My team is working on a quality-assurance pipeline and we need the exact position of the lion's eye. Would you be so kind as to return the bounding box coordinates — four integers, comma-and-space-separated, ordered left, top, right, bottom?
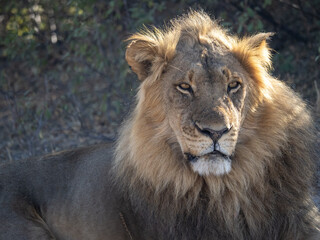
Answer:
177, 83, 193, 94
227, 81, 241, 93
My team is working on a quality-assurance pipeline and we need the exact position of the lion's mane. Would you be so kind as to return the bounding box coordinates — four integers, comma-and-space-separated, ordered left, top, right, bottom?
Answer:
112, 10, 319, 240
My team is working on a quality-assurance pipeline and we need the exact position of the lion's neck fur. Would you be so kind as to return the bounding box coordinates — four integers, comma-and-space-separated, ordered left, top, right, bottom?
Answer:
112, 80, 318, 239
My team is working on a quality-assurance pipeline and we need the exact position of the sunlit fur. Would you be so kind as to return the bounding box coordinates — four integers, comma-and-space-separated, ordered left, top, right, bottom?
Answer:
113, 10, 320, 239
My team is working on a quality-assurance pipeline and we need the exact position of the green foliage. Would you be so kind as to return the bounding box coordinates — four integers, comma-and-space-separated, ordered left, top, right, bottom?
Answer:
273, 53, 294, 73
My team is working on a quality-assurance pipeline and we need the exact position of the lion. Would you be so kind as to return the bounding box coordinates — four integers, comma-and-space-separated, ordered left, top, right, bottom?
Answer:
0, 10, 319, 240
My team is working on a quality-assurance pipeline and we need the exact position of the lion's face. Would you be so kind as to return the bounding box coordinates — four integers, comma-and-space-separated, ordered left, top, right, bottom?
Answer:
125, 12, 272, 177
163, 48, 248, 176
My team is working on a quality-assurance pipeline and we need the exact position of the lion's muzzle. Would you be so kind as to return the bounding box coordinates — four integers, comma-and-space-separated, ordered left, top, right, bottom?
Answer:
182, 122, 235, 176
195, 121, 233, 143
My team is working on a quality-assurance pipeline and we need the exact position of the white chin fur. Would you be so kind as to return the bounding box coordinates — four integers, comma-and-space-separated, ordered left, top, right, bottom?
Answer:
191, 157, 231, 176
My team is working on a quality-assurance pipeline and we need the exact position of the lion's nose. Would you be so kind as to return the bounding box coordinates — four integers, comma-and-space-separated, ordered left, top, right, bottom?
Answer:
195, 122, 232, 142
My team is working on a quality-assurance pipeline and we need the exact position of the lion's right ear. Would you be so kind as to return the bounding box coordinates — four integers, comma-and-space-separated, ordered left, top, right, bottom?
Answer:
125, 39, 157, 81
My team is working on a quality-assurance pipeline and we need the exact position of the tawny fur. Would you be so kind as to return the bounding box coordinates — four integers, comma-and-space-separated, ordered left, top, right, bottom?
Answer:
113, 10, 320, 240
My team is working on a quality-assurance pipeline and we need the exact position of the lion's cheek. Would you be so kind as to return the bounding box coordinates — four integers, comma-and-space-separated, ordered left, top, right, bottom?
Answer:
218, 134, 238, 156
167, 112, 190, 156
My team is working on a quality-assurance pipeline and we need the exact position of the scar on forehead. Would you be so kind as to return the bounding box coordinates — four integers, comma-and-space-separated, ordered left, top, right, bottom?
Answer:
201, 49, 209, 67
188, 70, 194, 82
201, 48, 208, 58
221, 67, 231, 79
168, 63, 183, 73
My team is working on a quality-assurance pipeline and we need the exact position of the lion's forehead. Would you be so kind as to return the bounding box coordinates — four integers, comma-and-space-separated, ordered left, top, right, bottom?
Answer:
168, 47, 246, 85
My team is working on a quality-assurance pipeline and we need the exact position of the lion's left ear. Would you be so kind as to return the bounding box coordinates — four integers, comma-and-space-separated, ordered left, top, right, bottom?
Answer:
232, 32, 274, 70
245, 32, 274, 66
245, 32, 274, 49
125, 39, 157, 81
232, 32, 274, 100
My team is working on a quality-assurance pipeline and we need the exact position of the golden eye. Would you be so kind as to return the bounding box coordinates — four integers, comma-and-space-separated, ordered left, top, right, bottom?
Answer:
179, 83, 191, 90
177, 83, 193, 93
227, 81, 241, 93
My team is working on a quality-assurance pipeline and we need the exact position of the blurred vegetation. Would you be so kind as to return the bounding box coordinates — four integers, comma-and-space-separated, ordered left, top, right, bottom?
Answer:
0, 0, 320, 161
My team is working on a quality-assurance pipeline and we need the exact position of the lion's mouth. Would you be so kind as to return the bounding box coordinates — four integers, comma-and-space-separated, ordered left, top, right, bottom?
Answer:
185, 150, 229, 162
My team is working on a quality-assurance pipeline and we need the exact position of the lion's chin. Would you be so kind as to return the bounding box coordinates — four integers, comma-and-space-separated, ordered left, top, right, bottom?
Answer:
190, 155, 231, 176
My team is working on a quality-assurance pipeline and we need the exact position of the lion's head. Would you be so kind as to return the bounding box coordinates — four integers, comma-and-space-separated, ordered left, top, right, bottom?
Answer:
123, 10, 273, 177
